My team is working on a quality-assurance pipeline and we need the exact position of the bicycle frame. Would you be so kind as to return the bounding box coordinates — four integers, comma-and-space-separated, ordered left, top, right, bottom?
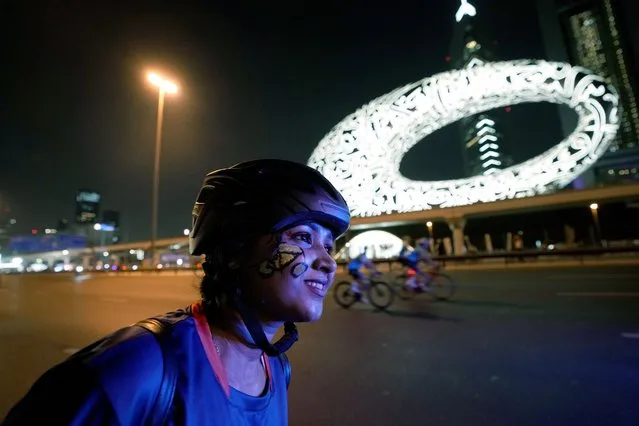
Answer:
405, 265, 439, 281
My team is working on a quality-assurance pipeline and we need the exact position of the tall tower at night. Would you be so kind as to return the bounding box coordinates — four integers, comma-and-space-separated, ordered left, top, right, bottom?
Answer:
536, 0, 639, 185
0, 191, 16, 252
450, 0, 512, 177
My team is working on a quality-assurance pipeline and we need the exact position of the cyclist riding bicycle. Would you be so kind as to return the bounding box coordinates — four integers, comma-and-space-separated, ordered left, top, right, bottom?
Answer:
398, 236, 413, 261
399, 237, 438, 292
347, 250, 377, 303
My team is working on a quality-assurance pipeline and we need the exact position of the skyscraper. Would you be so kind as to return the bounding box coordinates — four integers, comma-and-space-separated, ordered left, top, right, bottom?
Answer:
0, 192, 18, 252
75, 189, 101, 224
450, 0, 512, 177
536, 0, 639, 184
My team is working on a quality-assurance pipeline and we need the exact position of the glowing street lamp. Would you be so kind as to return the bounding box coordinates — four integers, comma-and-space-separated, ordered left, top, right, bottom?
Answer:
147, 73, 178, 94
183, 228, 190, 236
146, 71, 179, 267
426, 221, 434, 254
589, 203, 601, 246
455, 0, 477, 23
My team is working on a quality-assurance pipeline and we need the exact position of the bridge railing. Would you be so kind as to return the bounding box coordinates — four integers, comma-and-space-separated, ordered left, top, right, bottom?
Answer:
334, 245, 639, 273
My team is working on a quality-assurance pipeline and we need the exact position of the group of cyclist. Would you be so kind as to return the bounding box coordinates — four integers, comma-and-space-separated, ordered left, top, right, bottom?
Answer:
347, 236, 439, 302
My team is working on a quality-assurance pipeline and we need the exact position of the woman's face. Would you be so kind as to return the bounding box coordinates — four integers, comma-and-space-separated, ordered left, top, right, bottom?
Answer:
239, 221, 337, 323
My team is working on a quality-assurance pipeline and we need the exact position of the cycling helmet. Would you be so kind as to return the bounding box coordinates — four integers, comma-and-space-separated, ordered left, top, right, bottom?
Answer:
190, 159, 350, 256
189, 159, 351, 355
417, 237, 430, 248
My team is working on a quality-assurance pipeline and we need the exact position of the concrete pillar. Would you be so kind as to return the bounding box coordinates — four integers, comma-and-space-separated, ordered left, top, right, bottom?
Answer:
564, 225, 575, 246
506, 232, 513, 251
82, 255, 91, 269
443, 237, 453, 255
447, 217, 467, 255
143, 257, 153, 270
484, 233, 494, 253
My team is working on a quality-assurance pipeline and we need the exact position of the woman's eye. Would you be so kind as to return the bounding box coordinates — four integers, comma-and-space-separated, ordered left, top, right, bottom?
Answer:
293, 233, 312, 244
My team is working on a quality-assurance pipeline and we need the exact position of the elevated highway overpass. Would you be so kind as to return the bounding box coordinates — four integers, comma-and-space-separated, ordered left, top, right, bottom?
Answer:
6, 183, 638, 267
351, 183, 639, 254
4, 237, 190, 271
351, 183, 639, 229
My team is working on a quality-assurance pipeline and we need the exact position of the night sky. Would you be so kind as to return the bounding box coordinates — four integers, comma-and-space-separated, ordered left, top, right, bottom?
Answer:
2, 0, 638, 241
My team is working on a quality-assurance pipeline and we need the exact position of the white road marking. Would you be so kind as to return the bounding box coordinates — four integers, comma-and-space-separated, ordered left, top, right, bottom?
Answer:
556, 292, 639, 298
621, 332, 639, 339
74, 274, 92, 282
547, 274, 639, 280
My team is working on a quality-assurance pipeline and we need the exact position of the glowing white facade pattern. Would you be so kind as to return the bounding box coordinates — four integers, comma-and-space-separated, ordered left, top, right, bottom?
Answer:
455, 0, 477, 23
345, 230, 404, 260
308, 60, 620, 217
469, 117, 503, 175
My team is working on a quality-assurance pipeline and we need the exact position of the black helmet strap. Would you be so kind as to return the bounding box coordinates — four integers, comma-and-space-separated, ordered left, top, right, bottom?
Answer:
231, 291, 299, 356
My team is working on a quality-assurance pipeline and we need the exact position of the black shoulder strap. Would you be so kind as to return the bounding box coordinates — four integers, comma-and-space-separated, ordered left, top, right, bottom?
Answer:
136, 318, 178, 426
278, 353, 291, 389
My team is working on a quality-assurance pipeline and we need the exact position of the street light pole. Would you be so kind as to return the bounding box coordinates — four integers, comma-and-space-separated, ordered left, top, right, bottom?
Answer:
589, 203, 601, 247
426, 221, 434, 255
150, 87, 165, 267
146, 72, 178, 268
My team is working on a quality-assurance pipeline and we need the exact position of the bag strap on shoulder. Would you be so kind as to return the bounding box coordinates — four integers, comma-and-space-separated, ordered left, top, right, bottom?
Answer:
278, 353, 291, 389
136, 318, 178, 426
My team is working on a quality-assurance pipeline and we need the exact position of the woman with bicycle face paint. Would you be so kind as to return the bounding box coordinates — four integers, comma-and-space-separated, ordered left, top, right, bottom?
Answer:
244, 222, 338, 324
3, 160, 350, 426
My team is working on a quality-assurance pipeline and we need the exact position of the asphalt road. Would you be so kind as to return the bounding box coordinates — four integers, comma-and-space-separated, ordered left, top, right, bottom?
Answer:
1, 266, 638, 425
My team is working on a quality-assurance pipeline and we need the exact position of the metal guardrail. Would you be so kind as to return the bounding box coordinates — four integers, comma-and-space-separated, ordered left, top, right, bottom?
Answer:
5, 246, 637, 276
95, 245, 639, 274
336, 245, 639, 269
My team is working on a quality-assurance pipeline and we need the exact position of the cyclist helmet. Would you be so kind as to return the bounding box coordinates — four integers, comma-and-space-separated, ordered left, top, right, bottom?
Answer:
189, 159, 350, 355
417, 237, 430, 249
190, 159, 350, 256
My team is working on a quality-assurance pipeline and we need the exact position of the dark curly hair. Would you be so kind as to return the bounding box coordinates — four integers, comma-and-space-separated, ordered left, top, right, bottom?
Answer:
199, 248, 235, 324
198, 232, 280, 323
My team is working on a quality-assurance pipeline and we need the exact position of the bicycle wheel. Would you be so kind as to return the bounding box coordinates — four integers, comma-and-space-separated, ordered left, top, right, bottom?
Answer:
368, 280, 395, 310
428, 273, 457, 301
393, 272, 416, 300
333, 281, 358, 308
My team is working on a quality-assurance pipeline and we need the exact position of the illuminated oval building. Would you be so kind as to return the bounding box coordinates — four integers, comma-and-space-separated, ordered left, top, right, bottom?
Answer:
308, 0, 622, 256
